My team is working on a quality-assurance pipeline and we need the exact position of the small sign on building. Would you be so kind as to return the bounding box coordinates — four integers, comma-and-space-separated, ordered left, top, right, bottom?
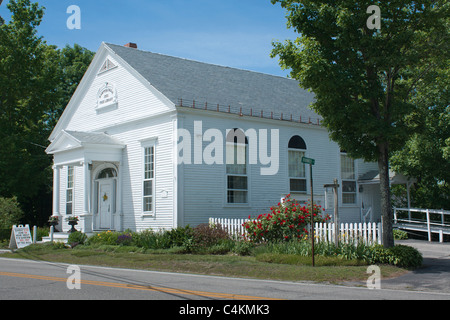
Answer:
9, 225, 33, 250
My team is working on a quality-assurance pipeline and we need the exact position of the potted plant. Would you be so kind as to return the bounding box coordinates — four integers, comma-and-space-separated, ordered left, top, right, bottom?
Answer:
48, 216, 60, 232
66, 216, 79, 233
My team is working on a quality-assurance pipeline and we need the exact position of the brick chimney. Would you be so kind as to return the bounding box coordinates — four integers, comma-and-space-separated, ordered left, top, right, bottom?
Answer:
124, 43, 138, 49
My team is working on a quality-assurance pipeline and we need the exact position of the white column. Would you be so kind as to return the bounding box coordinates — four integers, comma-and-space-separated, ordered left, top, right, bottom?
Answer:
52, 165, 61, 217
83, 161, 91, 214
82, 161, 93, 233
117, 162, 123, 231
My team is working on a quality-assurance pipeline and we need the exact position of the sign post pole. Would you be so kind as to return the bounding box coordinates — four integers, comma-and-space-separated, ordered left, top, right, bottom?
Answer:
302, 157, 316, 267
324, 180, 340, 246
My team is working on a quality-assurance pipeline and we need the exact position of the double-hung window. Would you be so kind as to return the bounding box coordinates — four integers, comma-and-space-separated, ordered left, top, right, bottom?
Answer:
143, 146, 155, 213
288, 135, 307, 193
226, 129, 248, 204
66, 166, 74, 215
341, 153, 357, 204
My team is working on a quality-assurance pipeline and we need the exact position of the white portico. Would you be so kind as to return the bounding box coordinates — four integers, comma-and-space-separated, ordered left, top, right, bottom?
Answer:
46, 130, 125, 233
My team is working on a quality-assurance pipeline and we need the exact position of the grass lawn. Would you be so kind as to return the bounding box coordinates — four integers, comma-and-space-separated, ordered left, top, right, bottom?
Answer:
0, 243, 408, 284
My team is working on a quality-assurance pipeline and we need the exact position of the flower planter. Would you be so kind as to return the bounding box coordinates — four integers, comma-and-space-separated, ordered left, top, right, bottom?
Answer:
48, 220, 60, 232
68, 220, 78, 233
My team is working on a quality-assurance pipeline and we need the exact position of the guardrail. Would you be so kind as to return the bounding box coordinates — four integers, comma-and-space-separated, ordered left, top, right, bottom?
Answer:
394, 207, 450, 242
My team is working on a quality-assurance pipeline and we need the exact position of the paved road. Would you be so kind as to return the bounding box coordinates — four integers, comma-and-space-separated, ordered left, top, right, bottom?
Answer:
0, 255, 449, 302
380, 240, 450, 293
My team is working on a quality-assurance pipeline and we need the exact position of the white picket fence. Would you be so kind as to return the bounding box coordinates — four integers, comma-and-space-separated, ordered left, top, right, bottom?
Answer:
209, 217, 383, 245
315, 222, 383, 245
209, 218, 249, 240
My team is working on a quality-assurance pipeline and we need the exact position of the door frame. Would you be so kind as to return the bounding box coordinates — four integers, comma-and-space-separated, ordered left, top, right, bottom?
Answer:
93, 164, 118, 230
98, 179, 114, 229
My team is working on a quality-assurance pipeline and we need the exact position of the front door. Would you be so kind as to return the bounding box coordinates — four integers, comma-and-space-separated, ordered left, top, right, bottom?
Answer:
361, 185, 374, 222
99, 180, 112, 229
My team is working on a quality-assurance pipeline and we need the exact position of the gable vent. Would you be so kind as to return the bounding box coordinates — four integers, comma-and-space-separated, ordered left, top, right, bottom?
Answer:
99, 58, 117, 74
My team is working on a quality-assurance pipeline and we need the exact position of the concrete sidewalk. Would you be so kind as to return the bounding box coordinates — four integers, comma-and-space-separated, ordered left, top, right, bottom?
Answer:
380, 240, 450, 294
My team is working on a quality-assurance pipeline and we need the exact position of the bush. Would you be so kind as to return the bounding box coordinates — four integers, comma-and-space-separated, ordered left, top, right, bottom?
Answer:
0, 197, 24, 230
369, 244, 423, 269
165, 225, 194, 247
243, 194, 330, 243
193, 223, 230, 249
68, 231, 88, 247
86, 230, 120, 246
393, 229, 408, 240
133, 229, 174, 249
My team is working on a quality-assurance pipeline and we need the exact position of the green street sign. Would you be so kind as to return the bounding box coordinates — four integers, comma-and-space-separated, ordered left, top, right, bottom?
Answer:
301, 157, 315, 165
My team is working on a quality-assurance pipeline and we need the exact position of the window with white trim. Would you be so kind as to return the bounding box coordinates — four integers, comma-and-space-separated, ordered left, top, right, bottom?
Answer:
288, 135, 307, 193
66, 166, 74, 215
143, 146, 155, 213
341, 153, 357, 204
226, 129, 248, 204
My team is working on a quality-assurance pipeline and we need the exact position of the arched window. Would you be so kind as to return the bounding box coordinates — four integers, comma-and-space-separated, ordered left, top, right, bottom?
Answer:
226, 129, 248, 204
288, 135, 307, 193
288, 135, 307, 150
97, 167, 117, 179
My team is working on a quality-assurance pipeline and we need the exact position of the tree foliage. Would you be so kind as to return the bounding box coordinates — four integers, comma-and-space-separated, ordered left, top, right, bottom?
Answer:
270, 0, 449, 247
391, 61, 450, 209
0, 0, 94, 226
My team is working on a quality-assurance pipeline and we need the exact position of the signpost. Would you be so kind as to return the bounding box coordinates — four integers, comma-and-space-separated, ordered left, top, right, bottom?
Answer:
324, 179, 340, 246
302, 157, 315, 267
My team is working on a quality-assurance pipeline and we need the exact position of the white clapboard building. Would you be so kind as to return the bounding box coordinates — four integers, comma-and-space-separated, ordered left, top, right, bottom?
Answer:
46, 42, 404, 233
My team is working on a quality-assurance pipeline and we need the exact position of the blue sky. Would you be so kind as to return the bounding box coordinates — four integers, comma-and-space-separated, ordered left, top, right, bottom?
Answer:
0, 0, 298, 76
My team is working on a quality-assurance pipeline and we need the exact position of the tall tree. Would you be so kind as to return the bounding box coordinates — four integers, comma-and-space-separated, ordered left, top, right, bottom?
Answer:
0, 0, 94, 225
270, 0, 449, 247
0, 0, 4, 26
391, 61, 449, 209
0, 0, 59, 199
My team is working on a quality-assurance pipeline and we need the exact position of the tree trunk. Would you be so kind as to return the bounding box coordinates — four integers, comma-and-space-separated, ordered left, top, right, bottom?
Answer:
378, 142, 394, 248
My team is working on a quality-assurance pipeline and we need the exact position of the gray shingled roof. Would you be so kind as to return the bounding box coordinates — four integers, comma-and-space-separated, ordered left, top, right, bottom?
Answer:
65, 130, 124, 146
105, 43, 320, 122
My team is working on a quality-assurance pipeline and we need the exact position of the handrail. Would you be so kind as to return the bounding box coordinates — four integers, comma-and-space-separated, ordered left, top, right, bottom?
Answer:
395, 207, 450, 215
362, 207, 372, 223
394, 207, 450, 242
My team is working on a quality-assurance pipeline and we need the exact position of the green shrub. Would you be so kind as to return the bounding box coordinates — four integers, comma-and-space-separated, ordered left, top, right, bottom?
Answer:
393, 229, 408, 240
206, 239, 235, 255
68, 231, 88, 247
232, 241, 255, 256
193, 223, 230, 248
132, 229, 172, 249
0, 197, 24, 230
0, 228, 11, 242
86, 231, 120, 246
165, 225, 194, 247
369, 244, 422, 269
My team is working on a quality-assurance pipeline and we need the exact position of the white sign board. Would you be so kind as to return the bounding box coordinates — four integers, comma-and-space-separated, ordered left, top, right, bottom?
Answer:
9, 225, 33, 249
324, 189, 334, 210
